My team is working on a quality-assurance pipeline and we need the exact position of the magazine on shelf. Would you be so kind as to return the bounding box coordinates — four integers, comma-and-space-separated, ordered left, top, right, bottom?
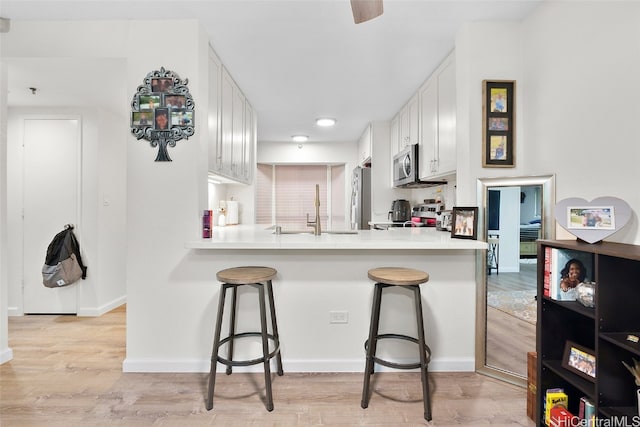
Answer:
543, 247, 595, 301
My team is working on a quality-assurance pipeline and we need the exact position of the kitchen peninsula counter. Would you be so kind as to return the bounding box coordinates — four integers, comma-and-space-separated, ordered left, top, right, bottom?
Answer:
139, 224, 487, 376
185, 224, 487, 250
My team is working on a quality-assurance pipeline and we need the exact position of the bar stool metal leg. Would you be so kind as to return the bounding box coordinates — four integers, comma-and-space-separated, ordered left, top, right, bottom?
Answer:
361, 282, 383, 408
266, 280, 284, 376
413, 285, 432, 421
206, 283, 228, 411
226, 285, 238, 375
258, 284, 274, 411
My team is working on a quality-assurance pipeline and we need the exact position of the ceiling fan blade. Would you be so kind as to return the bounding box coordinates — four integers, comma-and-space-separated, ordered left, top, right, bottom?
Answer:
350, 0, 383, 24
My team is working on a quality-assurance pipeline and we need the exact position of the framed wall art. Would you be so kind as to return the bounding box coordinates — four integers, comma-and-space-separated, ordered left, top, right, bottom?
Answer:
482, 80, 515, 168
130, 67, 195, 162
451, 207, 479, 240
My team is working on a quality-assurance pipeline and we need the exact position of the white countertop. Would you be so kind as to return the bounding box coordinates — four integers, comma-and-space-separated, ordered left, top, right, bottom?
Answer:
186, 224, 488, 250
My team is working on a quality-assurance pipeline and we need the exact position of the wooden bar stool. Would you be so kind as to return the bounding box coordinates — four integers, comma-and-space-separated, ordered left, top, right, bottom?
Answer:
206, 266, 283, 412
361, 267, 432, 421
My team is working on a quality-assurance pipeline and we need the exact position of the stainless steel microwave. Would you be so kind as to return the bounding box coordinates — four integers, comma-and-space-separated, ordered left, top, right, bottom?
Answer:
393, 145, 418, 187
392, 144, 447, 188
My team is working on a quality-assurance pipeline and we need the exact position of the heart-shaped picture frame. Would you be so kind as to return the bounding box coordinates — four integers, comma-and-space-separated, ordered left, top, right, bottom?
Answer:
554, 197, 632, 244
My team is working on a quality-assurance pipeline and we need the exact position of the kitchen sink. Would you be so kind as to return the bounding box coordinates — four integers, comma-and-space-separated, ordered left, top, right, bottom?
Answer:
270, 228, 358, 235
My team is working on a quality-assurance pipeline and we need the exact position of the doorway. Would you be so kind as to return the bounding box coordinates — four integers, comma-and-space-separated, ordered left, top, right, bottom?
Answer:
22, 117, 81, 314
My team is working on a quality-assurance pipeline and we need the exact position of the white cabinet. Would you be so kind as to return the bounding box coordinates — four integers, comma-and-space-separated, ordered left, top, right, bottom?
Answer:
231, 82, 245, 178
436, 56, 456, 175
396, 94, 419, 153
418, 53, 456, 180
357, 123, 372, 166
219, 68, 234, 177
418, 79, 438, 177
208, 48, 222, 172
208, 50, 255, 185
242, 101, 255, 183
389, 115, 399, 154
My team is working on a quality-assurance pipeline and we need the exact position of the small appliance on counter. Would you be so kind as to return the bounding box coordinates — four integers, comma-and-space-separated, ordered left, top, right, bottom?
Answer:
226, 200, 239, 225
411, 201, 445, 227
436, 210, 452, 231
388, 199, 412, 223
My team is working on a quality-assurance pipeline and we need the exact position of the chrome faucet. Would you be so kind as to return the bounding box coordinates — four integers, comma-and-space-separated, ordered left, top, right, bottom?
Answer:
306, 184, 322, 236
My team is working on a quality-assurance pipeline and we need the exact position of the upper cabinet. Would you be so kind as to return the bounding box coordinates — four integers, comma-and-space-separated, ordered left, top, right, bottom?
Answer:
418, 52, 456, 180
393, 93, 419, 154
357, 123, 372, 166
208, 48, 222, 173
208, 45, 255, 184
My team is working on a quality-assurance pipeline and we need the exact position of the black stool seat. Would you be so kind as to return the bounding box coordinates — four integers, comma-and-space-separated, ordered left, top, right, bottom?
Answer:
206, 266, 283, 412
361, 267, 432, 421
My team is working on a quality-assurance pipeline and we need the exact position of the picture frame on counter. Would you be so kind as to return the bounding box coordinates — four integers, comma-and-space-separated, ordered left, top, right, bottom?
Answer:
562, 340, 596, 382
482, 80, 515, 168
451, 207, 478, 240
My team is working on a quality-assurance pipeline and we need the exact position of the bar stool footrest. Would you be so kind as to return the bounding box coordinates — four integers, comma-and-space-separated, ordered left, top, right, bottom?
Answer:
365, 333, 431, 370
215, 332, 281, 367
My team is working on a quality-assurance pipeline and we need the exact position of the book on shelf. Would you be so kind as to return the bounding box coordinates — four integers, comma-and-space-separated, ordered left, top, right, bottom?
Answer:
543, 247, 595, 301
545, 388, 568, 426
578, 396, 595, 427
549, 406, 575, 427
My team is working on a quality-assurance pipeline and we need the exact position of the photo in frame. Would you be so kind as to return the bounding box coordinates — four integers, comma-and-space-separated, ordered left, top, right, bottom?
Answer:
483, 80, 515, 168
451, 207, 478, 240
567, 206, 615, 230
151, 77, 173, 93
131, 110, 152, 127
562, 340, 596, 382
139, 94, 161, 110
154, 108, 170, 130
170, 110, 193, 126
164, 94, 186, 108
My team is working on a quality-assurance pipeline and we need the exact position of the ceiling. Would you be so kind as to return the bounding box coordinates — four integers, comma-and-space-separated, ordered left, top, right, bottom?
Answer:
1, 0, 541, 144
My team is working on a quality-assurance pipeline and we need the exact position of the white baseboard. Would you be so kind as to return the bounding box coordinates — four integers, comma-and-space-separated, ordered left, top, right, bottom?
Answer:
122, 356, 474, 373
0, 347, 14, 364
77, 295, 126, 317
7, 296, 126, 317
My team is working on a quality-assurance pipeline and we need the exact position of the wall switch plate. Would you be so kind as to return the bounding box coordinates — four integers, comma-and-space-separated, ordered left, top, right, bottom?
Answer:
329, 310, 348, 324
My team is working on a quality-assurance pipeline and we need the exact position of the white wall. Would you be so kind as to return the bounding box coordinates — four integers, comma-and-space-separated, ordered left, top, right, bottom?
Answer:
521, 1, 640, 243
455, 22, 526, 207
124, 20, 211, 367
0, 59, 12, 363
456, 3, 640, 245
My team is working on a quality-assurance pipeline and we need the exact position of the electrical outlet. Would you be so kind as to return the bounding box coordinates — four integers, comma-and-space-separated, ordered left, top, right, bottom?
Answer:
329, 310, 349, 324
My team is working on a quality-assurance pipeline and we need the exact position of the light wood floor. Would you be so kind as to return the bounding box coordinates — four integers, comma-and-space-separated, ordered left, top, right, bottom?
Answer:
1, 305, 534, 426
486, 262, 537, 377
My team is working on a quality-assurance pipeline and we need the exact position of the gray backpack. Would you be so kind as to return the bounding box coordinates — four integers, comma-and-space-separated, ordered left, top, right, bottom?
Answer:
42, 224, 87, 288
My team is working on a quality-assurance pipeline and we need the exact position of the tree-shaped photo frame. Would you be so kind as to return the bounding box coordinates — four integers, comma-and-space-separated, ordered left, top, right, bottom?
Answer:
130, 67, 195, 161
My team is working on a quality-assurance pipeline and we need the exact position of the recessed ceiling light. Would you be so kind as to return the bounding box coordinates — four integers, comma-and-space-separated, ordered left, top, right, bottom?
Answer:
316, 118, 336, 127
292, 135, 308, 142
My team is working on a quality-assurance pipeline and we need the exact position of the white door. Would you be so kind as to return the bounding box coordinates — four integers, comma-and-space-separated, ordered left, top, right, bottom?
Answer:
23, 118, 80, 314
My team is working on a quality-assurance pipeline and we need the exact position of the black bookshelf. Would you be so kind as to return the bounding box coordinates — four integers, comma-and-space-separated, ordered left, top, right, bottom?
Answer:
536, 240, 640, 426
